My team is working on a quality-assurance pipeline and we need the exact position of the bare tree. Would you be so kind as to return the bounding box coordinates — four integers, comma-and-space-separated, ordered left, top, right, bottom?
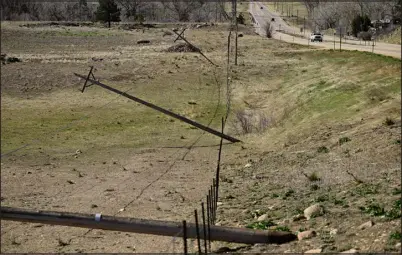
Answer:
116, 0, 144, 21
161, 0, 205, 22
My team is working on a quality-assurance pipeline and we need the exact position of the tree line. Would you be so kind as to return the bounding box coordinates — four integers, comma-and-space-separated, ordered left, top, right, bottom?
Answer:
300, 0, 401, 36
0, 0, 229, 24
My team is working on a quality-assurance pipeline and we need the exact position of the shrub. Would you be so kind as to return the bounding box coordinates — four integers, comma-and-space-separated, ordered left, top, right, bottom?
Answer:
338, 137, 351, 145
317, 146, 329, 153
237, 13, 245, 25
308, 172, 321, 182
384, 117, 395, 126
233, 109, 273, 135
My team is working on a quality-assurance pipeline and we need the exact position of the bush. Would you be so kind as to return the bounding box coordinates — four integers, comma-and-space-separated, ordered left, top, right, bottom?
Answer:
384, 117, 395, 126
237, 13, 245, 25
338, 137, 351, 145
233, 109, 273, 135
317, 146, 329, 153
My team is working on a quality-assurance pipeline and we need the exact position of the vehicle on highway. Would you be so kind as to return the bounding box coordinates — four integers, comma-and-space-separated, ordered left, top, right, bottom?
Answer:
310, 33, 323, 42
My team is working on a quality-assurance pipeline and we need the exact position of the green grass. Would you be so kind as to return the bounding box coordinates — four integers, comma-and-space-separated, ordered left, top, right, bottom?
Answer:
359, 199, 401, 220
40, 30, 119, 37
246, 220, 276, 230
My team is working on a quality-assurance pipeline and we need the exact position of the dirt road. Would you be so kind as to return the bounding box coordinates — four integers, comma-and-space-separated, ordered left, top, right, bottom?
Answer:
249, 2, 401, 59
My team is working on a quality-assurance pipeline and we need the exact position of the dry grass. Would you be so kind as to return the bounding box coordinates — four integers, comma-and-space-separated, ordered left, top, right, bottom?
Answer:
1, 20, 401, 253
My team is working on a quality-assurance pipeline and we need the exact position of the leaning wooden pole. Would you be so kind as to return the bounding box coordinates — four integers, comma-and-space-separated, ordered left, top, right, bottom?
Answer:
74, 73, 241, 143
1, 206, 297, 245
234, 0, 238, 65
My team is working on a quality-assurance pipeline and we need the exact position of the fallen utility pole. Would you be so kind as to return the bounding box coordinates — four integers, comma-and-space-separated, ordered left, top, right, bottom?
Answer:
1, 206, 297, 244
74, 72, 241, 143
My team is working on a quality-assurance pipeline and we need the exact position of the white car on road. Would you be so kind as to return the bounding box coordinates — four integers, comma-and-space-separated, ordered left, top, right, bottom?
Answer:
310, 33, 323, 42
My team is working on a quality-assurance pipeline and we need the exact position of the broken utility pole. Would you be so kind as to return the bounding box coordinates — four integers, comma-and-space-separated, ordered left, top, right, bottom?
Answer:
74, 71, 241, 143
1, 206, 297, 244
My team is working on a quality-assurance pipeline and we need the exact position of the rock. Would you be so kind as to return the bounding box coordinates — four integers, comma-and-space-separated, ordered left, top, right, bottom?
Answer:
330, 229, 338, 236
217, 202, 223, 206
395, 243, 401, 248
341, 248, 358, 253
297, 230, 317, 240
67, 180, 75, 184
358, 220, 374, 230
292, 214, 306, 222
188, 100, 197, 105
238, 33, 244, 38
304, 204, 324, 220
305, 248, 322, 253
257, 214, 269, 222
244, 163, 252, 168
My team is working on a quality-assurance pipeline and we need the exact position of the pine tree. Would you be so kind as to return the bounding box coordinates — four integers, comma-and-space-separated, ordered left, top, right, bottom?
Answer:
95, 0, 120, 28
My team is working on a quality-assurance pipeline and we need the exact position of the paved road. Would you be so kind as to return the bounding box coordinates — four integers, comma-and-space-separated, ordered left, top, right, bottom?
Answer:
249, 2, 401, 59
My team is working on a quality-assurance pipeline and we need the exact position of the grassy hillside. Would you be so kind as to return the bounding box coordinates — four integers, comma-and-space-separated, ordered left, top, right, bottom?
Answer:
1, 21, 400, 253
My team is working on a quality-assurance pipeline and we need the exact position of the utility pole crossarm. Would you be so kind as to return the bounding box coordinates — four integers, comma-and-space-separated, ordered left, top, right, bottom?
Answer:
74, 73, 241, 143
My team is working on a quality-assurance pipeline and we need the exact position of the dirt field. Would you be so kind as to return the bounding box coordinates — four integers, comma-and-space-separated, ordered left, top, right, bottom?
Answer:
1, 21, 401, 253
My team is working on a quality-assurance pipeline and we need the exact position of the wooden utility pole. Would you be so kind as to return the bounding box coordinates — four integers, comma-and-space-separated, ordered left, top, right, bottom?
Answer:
1, 206, 297, 245
234, 0, 238, 65
74, 72, 240, 143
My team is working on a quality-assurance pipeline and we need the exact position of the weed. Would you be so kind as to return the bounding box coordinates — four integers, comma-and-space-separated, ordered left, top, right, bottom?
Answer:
333, 198, 347, 206
246, 220, 276, 230
315, 194, 329, 202
392, 188, 401, 195
359, 203, 385, 216
339, 137, 351, 145
298, 227, 307, 233
385, 199, 401, 220
354, 184, 379, 196
317, 146, 329, 153
301, 69, 307, 73
308, 172, 321, 182
394, 139, 401, 144
234, 110, 253, 134
310, 184, 320, 190
233, 109, 273, 135
384, 117, 395, 126
275, 226, 291, 232
283, 189, 295, 199
271, 193, 280, 198
389, 231, 402, 241
359, 199, 401, 220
